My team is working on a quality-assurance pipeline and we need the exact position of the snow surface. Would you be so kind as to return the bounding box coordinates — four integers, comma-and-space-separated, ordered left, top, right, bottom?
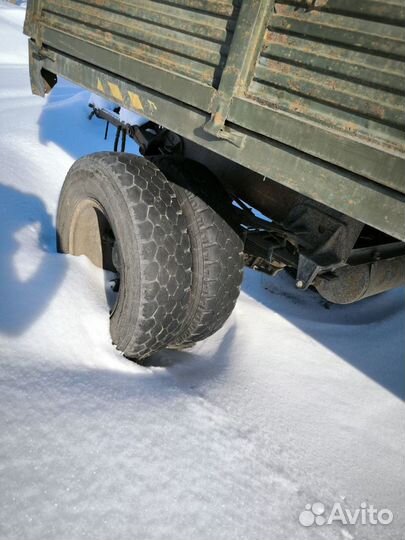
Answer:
119, 106, 147, 127
88, 93, 116, 112
0, 3, 404, 539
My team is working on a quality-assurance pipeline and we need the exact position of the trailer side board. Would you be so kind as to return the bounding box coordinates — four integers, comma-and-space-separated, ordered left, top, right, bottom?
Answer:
24, 0, 405, 240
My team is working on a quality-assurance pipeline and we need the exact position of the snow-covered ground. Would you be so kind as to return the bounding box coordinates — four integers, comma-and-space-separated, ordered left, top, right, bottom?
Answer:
0, 3, 404, 539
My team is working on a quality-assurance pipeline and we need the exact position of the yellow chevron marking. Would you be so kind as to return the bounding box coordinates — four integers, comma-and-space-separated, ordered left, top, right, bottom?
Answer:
107, 82, 123, 102
96, 78, 105, 94
128, 91, 144, 112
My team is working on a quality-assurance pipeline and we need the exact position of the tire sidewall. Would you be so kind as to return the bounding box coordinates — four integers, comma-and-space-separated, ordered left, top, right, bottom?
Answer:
57, 158, 142, 351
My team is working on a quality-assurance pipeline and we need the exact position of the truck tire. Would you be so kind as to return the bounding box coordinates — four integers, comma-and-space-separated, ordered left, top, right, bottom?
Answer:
152, 156, 244, 348
56, 152, 192, 360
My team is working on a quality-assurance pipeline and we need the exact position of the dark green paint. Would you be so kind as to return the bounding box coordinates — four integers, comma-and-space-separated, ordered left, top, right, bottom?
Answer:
24, 0, 405, 240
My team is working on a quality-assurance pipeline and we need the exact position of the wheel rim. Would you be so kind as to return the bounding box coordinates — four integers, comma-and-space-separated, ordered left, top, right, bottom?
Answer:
69, 199, 122, 314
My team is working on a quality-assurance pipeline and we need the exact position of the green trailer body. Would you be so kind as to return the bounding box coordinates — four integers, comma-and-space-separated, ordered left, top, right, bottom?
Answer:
24, 0, 405, 240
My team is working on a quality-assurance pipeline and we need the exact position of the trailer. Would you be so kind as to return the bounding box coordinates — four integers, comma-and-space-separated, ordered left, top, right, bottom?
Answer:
24, 0, 405, 359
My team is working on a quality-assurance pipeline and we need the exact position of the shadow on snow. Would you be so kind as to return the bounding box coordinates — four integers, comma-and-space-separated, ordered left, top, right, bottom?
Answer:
0, 183, 67, 336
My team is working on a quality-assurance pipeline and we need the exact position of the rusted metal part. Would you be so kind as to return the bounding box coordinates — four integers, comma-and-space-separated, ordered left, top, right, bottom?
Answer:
149, 0, 242, 17
69, 0, 237, 42
262, 31, 405, 93
251, 1, 405, 152
238, 191, 405, 301
23, 0, 42, 42
28, 47, 405, 241
285, 200, 364, 289
242, 0, 405, 194
34, 0, 240, 95
42, 1, 229, 68
286, 201, 364, 262
227, 97, 405, 194
23, 0, 405, 240
40, 21, 218, 85
28, 40, 56, 96
253, 61, 404, 127
272, 3, 405, 57
280, 0, 405, 26
203, 0, 273, 145
40, 27, 215, 111
315, 254, 405, 304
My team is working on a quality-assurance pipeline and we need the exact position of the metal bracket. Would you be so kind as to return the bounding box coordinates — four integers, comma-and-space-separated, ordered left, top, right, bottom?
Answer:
204, 110, 246, 147
31, 49, 55, 62
295, 254, 323, 290
203, 0, 273, 147
28, 41, 57, 96
29, 39, 55, 61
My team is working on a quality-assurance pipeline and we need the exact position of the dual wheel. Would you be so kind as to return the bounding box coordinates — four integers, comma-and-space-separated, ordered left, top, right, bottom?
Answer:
57, 152, 244, 360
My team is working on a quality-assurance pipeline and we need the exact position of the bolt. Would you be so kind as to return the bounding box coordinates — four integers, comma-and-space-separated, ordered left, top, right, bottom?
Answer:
296, 280, 304, 289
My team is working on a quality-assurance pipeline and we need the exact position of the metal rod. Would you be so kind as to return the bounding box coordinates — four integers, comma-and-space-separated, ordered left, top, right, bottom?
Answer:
121, 128, 127, 152
114, 126, 121, 152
